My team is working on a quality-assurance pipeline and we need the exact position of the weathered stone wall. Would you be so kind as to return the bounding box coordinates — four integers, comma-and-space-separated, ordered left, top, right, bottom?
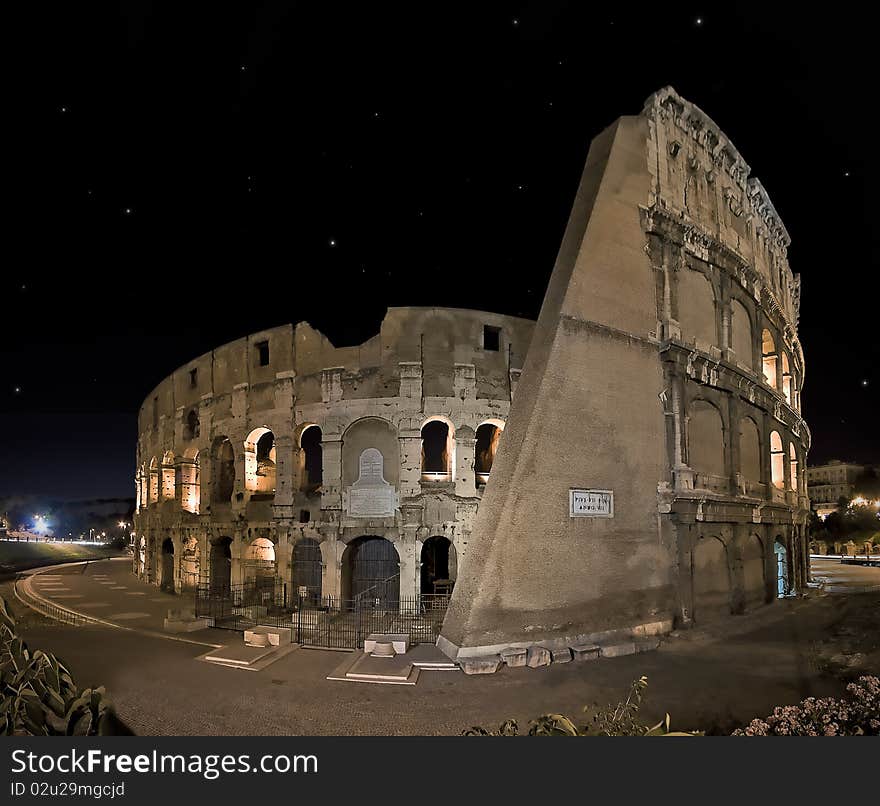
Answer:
133, 307, 534, 601
439, 87, 810, 660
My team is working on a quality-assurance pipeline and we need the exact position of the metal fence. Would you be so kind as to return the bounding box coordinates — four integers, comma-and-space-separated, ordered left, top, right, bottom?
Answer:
194, 579, 450, 649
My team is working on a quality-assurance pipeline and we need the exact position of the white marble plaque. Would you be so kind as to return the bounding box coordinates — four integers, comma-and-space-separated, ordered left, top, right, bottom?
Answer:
569, 489, 614, 518
348, 448, 397, 518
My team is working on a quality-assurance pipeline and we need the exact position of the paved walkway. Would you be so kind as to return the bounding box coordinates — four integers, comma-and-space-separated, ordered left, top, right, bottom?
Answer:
6, 556, 878, 736
20, 558, 229, 646
810, 557, 880, 593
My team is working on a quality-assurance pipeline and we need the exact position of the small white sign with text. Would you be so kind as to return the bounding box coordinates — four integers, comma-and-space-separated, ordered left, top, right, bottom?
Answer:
569, 489, 614, 518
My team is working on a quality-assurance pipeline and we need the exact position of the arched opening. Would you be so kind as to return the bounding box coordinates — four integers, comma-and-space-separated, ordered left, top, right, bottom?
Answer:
421, 420, 452, 481
341, 536, 399, 604
420, 536, 457, 596
244, 427, 276, 496
741, 534, 766, 608
179, 536, 200, 591
160, 538, 175, 593
762, 329, 778, 388
161, 451, 175, 500
688, 400, 725, 481
184, 408, 200, 441
209, 536, 232, 595
770, 431, 785, 489
693, 535, 730, 621
475, 422, 503, 486
678, 268, 717, 347
774, 538, 789, 597
292, 538, 322, 604
243, 537, 276, 591
181, 449, 200, 513
730, 298, 752, 368
738, 417, 761, 484
212, 437, 235, 503
789, 443, 799, 493
300, 425, 323, 491
782, 352, 792, 405
148, 458, 159, 505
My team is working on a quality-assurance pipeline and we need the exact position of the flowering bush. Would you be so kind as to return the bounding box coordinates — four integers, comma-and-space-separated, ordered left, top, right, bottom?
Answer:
733, 676, 880, 736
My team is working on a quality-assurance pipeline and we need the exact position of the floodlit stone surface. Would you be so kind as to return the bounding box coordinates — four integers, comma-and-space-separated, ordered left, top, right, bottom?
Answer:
440, 87, 810, 657
526, 646, 552, 668
500, 647, 528, 667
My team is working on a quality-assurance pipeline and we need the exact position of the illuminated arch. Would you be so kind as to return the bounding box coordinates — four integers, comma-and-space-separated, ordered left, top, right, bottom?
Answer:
244, 427, 276, 495
770, 431, 785, 489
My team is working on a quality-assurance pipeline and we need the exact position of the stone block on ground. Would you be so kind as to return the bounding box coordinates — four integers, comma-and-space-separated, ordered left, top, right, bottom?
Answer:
459, 656, 501, 675
500, 647, 528, 667
571, 644, 600, 661
526, 645, 551, 668
364, 633, 409, 655
551, 647, 572, 663
635, 637, 661, 653
599, 641, 637, 658
244, 625, 292, 647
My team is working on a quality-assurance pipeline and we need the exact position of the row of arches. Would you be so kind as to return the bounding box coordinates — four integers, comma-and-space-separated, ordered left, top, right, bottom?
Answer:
687, 400, 803, 494
692, 533, 790, 622
144, 533, 456, 601
138, 417, 505, 511
677, 267, 802, 412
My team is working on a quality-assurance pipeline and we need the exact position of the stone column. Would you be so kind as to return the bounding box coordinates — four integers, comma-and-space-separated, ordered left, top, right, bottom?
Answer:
398, 427, 422, 499
321, 437, 343, 511
396, 536, 418, 603
321, 537, 341, 600
454, 432, 477, 498
273, 434, 296, 516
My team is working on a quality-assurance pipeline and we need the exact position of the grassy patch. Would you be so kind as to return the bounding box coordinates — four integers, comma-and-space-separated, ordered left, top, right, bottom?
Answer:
0, 541, 125, 573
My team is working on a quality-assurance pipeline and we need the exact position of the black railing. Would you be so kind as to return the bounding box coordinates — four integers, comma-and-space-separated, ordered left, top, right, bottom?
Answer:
194, 580, 450, 649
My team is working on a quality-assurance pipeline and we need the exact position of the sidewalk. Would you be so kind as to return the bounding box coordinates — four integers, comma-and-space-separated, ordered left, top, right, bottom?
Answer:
18, 557, 229, 646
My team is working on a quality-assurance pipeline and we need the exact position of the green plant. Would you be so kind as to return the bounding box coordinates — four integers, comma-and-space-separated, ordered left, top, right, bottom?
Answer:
0, 596, 117, 735
462, 676, 702, 736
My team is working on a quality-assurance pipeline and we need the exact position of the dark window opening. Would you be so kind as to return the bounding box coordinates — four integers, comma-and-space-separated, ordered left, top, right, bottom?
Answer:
189, 368, 198, 388
475, 423, 501, 481
185, 408, 200, 440
256, 431, 275, 462
301, 426, 323, 489
256, 340, 270, 366
421, 421, 450, 474
483, 325, 501, 352
299, 509, 311, 523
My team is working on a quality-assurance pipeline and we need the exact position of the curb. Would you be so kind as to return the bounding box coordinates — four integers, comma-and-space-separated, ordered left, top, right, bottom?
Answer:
13, 560, 222, 649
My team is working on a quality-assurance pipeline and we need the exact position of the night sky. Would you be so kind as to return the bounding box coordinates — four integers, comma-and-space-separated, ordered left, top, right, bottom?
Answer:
3, 2, 877, 502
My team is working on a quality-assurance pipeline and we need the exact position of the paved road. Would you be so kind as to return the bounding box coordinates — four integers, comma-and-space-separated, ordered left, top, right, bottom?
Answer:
9, 558, 875, 736
23, 557, 228, 645
811, 557, 880, 593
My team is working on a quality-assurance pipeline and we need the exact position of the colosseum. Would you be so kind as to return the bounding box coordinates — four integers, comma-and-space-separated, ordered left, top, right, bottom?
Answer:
135, 87, 811, 658
133, 307, 533, 642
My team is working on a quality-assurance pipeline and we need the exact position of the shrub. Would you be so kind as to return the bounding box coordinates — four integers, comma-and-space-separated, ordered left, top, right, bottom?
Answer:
0, 596, 119, 735
732, 676, 880, 736
462, 676, 702, 736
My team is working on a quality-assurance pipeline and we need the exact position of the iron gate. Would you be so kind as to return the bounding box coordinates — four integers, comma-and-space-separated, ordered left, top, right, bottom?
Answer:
194, 579, 449, 649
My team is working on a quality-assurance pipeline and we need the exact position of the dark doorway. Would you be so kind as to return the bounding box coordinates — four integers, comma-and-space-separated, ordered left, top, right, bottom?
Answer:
341, 536, 399, 603
210, 536, 232, 595
420, 536, 456, 595
160, 538, 175, 593
293, 538, 323, 604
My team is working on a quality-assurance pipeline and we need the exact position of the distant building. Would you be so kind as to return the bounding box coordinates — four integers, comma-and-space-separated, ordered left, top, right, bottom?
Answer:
806, 460, 874, 517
